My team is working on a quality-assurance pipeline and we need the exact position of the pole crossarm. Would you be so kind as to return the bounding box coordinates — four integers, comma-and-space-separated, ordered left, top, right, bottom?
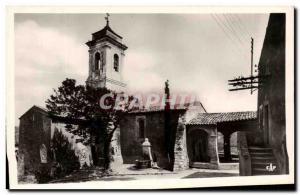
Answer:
228, 75, 269, 92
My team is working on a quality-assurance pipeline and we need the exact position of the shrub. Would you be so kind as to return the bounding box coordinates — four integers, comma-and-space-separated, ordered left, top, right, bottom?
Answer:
51, 129, 80, 178
35, 163, 52, 183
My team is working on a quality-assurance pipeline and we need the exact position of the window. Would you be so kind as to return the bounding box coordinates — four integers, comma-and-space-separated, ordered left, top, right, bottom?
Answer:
95, 52, 100, 71
138, 119, 145, 138
114, 54, 119, 72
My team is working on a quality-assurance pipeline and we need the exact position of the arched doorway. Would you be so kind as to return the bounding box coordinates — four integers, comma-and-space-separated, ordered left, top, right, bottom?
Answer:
187, 129, 210, 163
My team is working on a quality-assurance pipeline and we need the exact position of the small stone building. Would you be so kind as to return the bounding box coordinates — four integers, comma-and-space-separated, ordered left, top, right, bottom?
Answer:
18, 105, 93, 178
18, 106, 52, 176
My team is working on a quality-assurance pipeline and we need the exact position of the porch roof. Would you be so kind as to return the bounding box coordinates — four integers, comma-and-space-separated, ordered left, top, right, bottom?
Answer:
187, 111, 257, 125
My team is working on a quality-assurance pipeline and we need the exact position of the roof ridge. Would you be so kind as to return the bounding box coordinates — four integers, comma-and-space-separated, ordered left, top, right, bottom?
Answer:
19, 105, 48, 119
33, 105, 47, 112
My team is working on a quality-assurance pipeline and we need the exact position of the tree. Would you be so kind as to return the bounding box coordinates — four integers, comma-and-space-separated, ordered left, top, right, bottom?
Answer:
46, 78, 86, 119
46, 78, 136, 170
51, 129, 80, 177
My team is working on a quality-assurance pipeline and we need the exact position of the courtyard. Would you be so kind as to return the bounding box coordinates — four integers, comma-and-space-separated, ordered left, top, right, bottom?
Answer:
47, 164, 239, 183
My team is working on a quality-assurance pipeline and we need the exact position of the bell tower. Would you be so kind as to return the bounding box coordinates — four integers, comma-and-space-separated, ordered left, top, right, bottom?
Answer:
86, 14, 127, 91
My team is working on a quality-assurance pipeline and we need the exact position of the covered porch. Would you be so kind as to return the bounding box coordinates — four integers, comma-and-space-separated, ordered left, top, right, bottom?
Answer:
186, 111, 257, 169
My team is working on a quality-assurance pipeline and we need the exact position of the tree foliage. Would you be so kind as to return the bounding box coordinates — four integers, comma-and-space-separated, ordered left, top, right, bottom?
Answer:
46, 78, 136, 169
46, 79, 86, 119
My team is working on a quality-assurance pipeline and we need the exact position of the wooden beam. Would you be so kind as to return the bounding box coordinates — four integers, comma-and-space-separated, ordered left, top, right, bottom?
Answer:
229, 86, 259, 91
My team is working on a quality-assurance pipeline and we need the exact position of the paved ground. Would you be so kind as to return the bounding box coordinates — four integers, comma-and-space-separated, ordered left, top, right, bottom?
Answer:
49, 164, 239, 183
182, 171, 238, 178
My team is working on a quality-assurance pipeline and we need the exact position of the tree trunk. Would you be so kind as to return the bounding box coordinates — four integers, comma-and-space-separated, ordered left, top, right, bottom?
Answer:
103, 125, 123, 173
103, 135, 112, 171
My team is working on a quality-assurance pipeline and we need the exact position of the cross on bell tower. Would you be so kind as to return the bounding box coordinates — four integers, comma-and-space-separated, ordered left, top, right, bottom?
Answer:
86, 14, 128, 92
105, 13, 110, 26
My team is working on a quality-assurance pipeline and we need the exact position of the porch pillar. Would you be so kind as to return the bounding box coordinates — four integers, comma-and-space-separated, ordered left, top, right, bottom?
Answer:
208, 128, 219, 168
224, 133, 231, 162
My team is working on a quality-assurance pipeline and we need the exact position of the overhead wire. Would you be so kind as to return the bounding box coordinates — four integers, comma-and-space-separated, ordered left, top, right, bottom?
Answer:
211, 14, 249, 60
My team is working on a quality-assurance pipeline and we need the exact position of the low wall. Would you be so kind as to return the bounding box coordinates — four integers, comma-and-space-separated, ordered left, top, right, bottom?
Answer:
237, 131, 251, 176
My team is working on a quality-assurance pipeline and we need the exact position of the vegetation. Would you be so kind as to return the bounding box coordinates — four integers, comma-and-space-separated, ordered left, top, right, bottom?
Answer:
46, 78, 136, 170
51, 129, 80, 177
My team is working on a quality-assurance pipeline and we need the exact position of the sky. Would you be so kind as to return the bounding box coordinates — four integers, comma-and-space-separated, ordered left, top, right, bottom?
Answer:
14, 13, 269, 123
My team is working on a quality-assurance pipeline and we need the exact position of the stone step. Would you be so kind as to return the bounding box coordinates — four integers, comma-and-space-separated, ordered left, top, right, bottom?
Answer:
248, 147, 273, 152
219, 163, 239, 170
251, 156, 276, 160
191, 162, 218, 169
251, 154, 277, 166
252, 162, 278, 169
251, 160, 277, 166
250, 152, 274, 157
249, 146, 278, 176
252, 168, 279, 175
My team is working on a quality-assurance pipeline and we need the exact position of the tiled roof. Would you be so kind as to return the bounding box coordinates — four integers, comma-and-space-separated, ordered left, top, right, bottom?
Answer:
92, 25, 123, 39
187, 111, 257, 125
129, 106, 185, 113
128, 101, 205, 114
34, 105, 48, 112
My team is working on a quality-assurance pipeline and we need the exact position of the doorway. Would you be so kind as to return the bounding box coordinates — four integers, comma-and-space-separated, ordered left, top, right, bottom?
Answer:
188, 129, 210, 163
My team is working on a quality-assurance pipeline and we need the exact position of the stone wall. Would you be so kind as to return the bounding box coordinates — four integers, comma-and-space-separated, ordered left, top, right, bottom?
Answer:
51, 122, 93, 168
119, 114, 143, 163
257, 14, 288, 174
173, 115, 189, 171
120, 110, 185, 170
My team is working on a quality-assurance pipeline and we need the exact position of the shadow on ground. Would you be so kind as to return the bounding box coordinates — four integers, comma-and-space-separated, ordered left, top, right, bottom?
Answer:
183, 172, 238, 179
100, 177, 136, 181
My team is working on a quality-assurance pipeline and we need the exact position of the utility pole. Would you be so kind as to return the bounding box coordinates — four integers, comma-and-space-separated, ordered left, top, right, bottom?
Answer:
228, 37, 263, 93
